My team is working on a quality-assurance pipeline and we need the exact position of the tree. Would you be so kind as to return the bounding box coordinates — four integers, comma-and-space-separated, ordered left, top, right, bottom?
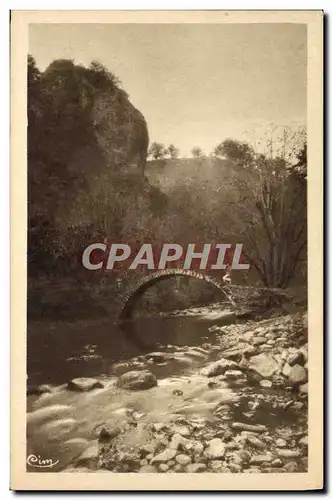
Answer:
223, 133, 307, 289
214, 139, 255, 167
148, 142, 165, 160
191, 146, 204, 158
167, 144, 179, 159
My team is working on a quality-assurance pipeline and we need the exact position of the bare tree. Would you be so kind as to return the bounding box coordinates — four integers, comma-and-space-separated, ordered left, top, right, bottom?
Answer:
221, 131, 307, 288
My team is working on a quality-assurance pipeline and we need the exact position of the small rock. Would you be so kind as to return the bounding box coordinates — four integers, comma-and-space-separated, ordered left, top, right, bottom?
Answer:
146, 352, 170, 363
248, 353, 280, 379
282, 363, 292, 377
67, 377, 103, 392
172, 426, 190, 437
288, 364, 307, 385
210, 461, 229, 472
229, 450, 250, 464
201, 358, 239, 377
253, 337, 266, 346
228, 463, 242, 473
140, 443, 157, 456
116, 370, 157, 391
250, 454, 273, 464
27, 384, 53, 396
98, 426, 120, 443
176, 454, 192, 466
299, 383, 308, 394
299, 435, 308, 447
224, 370, 244, 380
139, 465, 157, 473
283, 461, 299, 472
292, 401, 304, 410
260, 380, 272, 388
153, 423, 165, 432
186, 463, 206, 472
204, 438, 226, 459
271, 458, 283, 467
275, 438, 287, 448
276, 448, 301, 458
158, 463, 169, 472
172, 389, 183, 396
193, 442, 204, 455
287, 351, 306, 367
231, 422, 267, 433
246, 436, 266, 449
151, 448, 177, 464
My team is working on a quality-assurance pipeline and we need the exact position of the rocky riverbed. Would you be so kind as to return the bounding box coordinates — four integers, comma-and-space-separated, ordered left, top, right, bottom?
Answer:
27, 311, 308, 474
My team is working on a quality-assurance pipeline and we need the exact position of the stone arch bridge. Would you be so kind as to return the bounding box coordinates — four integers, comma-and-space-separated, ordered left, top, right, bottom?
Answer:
117, 269, 234, 321
113, 268, 290, 322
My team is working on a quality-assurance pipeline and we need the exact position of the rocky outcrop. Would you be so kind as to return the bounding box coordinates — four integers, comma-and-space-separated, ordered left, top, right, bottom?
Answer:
39, 59, 149, 178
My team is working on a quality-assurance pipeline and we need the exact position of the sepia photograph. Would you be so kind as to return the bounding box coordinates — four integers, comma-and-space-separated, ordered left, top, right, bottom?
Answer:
10, 10, 323, 491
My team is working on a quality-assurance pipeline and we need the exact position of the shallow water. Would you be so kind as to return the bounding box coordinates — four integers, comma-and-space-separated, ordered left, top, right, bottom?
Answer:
27, 311, 236, 386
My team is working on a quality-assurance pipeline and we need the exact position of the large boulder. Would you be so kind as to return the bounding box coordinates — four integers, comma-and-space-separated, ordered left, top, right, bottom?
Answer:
116, 370, 157, 391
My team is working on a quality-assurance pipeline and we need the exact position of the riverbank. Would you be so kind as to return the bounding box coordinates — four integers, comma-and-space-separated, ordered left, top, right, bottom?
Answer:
27, 310, 308, 473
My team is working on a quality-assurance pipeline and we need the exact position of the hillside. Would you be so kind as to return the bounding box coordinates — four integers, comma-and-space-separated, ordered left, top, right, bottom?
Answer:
145, 157, 233, 194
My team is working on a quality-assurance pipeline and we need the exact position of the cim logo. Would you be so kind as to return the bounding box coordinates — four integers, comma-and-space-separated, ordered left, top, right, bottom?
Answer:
27, 454, 59, 469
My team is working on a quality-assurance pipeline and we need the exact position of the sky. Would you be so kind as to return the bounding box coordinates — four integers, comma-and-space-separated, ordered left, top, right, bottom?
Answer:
30, 23, 307, 157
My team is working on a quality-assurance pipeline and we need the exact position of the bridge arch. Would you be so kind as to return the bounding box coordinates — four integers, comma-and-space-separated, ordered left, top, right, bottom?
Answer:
117, 268, 235, 321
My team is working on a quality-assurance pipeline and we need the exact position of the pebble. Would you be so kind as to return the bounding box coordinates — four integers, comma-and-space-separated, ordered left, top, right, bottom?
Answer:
288, 364, 307, 385
275, 438, 288, 448
172, 426, 190, 436
151, 448, 177, 464
250, 454, 273, 464
224, 370, 244, 379
271, 458, 283, 467
253, 337, 266, 346
299, 435, 308, 447
228, 463, 242, 473
204, 438, 226, 459
67, 377, 103, 392
210, 461, 229, 472
246, 436, 266, 449
201, 358, 239, 377
287, 351, 306, 367
169, 433, 196, 452
231, 422, 267, 433
276, 448, 301, 458
299, 383, 308, 394
153, 423, 165, 432
176, 454, 192, 466
283, 461, 299, 472
158, 463, 169, 472
186, 463, 206, 473
139, 465, 157, 473
260, 380, 272, 388
193, 442, 204, 455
